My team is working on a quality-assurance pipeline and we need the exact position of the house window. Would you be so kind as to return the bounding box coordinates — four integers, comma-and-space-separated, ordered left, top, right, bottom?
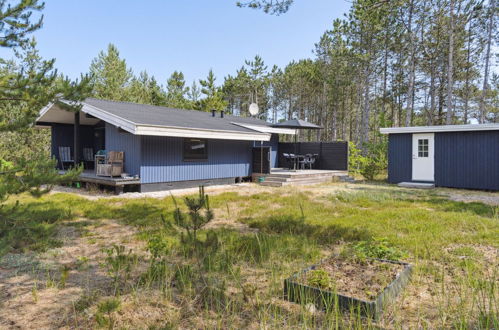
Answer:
418, 139, 429, 157
183, 138, 208, 161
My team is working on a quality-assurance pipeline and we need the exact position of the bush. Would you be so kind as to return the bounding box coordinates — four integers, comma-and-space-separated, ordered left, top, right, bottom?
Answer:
348, 141, 387, 180
359, 141, 388, 181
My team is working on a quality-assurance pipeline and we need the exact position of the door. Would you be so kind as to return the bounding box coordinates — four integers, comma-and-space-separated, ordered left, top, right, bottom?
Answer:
412, 133, 434, 181
252, 147, 270, 174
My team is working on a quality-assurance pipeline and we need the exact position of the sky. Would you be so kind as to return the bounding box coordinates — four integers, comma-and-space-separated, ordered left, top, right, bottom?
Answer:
1, 0, 351, 86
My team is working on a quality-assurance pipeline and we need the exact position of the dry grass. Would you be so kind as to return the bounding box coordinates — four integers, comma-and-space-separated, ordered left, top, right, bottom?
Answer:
0, 182, 497, 329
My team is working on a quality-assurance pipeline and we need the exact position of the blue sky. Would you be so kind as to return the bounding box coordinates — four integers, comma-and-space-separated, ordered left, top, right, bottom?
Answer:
4, 1, 351, 85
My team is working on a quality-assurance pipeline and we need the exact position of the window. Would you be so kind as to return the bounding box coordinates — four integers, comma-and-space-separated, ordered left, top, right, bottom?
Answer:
183, 138, 208, 161
418, 139, 429, 157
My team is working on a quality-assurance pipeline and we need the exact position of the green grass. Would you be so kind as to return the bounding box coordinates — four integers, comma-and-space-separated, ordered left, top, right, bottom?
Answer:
0, 183, 497, 328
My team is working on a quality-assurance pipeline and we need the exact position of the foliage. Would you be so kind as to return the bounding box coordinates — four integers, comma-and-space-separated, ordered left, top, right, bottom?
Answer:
348, 141, 368, 176
0, 2, 91, 229
307, 269, 333, 289
165, 71, 192, 109
89, 43, 133, 101
236, 0, 294, 15
171, 186, 214, 243
103, 244, 137, 295
95, 297, 121, 329
198, 69, 227, 111
347, 238, 406, 261
358, 140, 388, 180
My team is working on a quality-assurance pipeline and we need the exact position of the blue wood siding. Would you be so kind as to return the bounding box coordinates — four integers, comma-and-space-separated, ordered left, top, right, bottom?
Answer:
387, 133, 412, 183
140, 136, 252, 184
435, 131, 499, 190
51, 124, 94, 162
253, 134, 279, 168
105, 123, 141, 176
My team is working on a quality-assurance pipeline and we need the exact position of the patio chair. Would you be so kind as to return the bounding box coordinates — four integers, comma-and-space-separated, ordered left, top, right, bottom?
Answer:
96, 151, 124, 177
58, 146, 73, 170
82, 147, 94, 169
306, 154, 317, 169
283, 153, 294, 169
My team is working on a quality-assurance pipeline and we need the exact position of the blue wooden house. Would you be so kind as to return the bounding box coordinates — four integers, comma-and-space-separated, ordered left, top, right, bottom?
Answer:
380, 124, 499, 190
37, 98, 294, 192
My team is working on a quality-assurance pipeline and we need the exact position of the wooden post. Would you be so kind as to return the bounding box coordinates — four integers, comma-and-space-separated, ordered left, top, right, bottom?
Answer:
74, 112, 80, 166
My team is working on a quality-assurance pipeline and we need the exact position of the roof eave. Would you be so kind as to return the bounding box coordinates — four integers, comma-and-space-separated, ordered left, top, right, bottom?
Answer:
380, 124, 499, 134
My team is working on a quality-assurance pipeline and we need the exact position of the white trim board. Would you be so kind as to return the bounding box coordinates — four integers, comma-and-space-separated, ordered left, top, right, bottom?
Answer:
380, 124, 499, 134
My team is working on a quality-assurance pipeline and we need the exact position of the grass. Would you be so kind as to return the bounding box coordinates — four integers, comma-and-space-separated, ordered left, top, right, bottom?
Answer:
0, 183, 497, 328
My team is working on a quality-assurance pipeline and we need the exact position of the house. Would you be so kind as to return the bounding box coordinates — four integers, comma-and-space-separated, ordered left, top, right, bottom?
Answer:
380, 124, 499, 190
37, 98, 295, 192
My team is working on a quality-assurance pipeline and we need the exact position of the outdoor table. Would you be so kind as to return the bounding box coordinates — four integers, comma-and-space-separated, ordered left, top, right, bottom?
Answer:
290, 154, 305, 170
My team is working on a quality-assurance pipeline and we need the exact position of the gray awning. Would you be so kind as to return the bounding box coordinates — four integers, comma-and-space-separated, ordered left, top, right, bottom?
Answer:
271, 119, 323, 129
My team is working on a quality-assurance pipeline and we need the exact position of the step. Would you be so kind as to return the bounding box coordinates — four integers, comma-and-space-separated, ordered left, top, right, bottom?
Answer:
262, 175, 333, 184
398, 182, 435, 189
265, 174, 334, 182
260, 177, 333, 187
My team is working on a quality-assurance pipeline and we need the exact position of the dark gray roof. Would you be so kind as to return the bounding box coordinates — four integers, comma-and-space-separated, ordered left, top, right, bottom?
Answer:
272, 119, 323, 129
84, 98, 271, 133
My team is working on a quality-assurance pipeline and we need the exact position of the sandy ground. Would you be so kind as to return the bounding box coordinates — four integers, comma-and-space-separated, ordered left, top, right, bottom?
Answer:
0, 219, 144, 329
51, 181, 499, 206
438, 188, 499, 206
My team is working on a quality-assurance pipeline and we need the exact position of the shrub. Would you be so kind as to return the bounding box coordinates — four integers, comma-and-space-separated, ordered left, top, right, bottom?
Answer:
348, 140, 388, 180
359, 141, 388, 181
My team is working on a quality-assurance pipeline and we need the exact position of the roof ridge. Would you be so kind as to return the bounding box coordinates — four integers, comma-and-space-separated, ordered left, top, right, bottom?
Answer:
85, 97, 202, 113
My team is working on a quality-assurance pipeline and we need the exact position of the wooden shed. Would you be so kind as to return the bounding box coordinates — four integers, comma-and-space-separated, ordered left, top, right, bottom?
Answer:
380, 124, 499, 191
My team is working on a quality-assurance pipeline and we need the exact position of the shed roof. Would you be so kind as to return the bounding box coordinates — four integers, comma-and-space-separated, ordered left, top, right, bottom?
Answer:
380, 124, 499, 134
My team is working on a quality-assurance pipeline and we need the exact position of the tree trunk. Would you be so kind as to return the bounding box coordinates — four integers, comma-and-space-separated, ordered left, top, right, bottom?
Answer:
446, 0, 455, 124
479, 0, 496, 123
406, 0, 416, 127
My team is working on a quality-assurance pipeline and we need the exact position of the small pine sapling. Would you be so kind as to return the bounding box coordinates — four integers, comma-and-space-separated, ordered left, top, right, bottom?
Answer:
171, 186, 214, 244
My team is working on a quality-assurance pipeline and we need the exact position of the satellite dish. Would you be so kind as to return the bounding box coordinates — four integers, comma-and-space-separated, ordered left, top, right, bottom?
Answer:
249, 103, 259, 116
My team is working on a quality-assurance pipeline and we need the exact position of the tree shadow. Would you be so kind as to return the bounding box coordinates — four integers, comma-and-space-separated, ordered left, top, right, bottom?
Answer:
247, 214, 372, 244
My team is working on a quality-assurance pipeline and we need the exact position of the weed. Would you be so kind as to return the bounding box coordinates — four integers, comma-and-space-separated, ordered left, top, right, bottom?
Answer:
103, 244, 137, 295
307, 269, 334, 290
74, 290, 101, 312
344, 238, 406, 261
59, 265, 70, 288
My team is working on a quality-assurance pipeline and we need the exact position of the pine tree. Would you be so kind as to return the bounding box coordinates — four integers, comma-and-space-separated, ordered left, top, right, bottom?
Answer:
0, 1, 90, 212
199, 69, 227, 111
89, 44, 132, 101
165, 71, 191, 109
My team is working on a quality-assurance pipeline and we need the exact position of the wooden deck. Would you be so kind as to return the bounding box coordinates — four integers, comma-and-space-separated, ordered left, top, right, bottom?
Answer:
60, 170, 140, 187
253, 168, 349, 187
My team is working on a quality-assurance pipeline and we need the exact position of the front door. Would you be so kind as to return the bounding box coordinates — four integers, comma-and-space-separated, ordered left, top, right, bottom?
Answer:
252, 147, 270, 174
412, 133, 434, 181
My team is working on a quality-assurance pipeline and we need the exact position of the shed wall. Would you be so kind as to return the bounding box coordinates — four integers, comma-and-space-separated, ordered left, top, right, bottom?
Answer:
105, 123, 141, 176
387, 133, 412, 183
140, 136, 252, 184
435, 131, 499, 190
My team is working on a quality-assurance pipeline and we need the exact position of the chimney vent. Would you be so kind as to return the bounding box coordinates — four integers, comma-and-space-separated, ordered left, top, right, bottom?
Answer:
211, 109, 216, 117
220, 110, 224, 118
